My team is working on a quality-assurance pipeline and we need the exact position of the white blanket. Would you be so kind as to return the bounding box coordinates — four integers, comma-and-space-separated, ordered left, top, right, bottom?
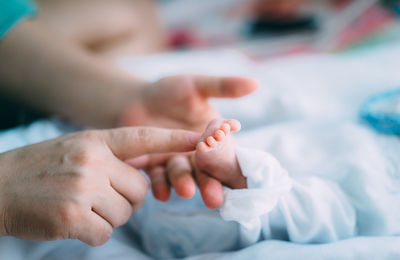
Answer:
1, 43, 400, 259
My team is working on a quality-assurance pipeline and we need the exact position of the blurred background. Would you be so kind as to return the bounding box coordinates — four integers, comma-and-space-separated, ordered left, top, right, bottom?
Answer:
3, 0, 400, 129
159, 0, 400, 60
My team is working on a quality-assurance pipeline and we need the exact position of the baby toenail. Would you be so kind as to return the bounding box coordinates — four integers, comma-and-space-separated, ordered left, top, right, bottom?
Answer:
207, 136, 216, 147
221, 123, 230, 134
214, 130, 224, 141
228, 119, 241, 131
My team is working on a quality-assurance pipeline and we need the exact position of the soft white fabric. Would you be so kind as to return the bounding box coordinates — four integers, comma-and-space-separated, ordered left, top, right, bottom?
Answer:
220, 145, 357, 247
121, 43, 400, 257
220, 147, 293, 230
1, 42, 400, 259
0, 119, 68, 153
129, 119, 399, 259
235, 121, 400, 238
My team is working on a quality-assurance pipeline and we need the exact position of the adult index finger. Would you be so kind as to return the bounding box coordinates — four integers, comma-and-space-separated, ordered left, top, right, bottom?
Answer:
102, 127, 200, 160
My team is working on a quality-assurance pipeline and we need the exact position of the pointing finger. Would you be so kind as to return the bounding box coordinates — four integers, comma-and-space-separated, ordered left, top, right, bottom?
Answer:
102, 127, 200, 160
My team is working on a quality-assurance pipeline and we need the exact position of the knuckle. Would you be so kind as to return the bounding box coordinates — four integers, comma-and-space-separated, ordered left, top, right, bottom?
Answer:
61, 150, 103, 188
135, 128, 152, 150
133, 180, 149, 210
136, 127, 150, 140
69, 148, 93, 168
120, 210, 132, 225
169, 130, 180, 144
57, 201, 82, 227
129, 173, 149, 211
113, 206, 132, 228
138, 177, 150, 199
63, 147, 99, 176
61, 130, 99, 150
90, 226, 113, 246
75, 130, 100, 141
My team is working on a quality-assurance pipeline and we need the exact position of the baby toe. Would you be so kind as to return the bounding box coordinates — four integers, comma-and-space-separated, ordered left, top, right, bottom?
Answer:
221, 123, 231, 135
206, 136, 217, 147
197, 141, 209, 152
227, 119, 241, 132
214, 129, 225, 141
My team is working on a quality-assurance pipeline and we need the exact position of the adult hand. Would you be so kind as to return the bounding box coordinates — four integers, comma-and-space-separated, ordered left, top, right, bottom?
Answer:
119, 75, 258, 132
123, 76, 258, 208
124, 76, 258, 208
128, 153, 225, 210
0, 127, 199, 246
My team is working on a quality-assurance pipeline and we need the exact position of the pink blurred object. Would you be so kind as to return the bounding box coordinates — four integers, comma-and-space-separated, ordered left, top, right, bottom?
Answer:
168, 29, 207, 49
161, 0, 398, 59
334, 3, 394, 50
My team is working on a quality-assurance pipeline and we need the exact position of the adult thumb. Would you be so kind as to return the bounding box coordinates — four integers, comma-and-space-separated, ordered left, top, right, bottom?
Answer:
101, 127, 200, 160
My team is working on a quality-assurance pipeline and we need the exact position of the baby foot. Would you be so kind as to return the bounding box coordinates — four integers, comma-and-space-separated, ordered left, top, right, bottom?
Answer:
195, 119, 247, 189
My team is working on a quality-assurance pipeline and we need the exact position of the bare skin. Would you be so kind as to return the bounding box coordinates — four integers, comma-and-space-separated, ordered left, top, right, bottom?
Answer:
128, 119, 248, 210
195, 119, 246, 190
0, 127, 200, 246
0, 9, 258, 129
0, 0, 259, 225
35, 0, 167, 58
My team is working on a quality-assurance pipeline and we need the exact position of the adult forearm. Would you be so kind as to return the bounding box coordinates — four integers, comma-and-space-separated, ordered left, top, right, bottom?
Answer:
0, 19, 144, 128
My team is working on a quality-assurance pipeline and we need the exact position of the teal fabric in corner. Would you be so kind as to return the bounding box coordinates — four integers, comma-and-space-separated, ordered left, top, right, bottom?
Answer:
0, 0, 37, 39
